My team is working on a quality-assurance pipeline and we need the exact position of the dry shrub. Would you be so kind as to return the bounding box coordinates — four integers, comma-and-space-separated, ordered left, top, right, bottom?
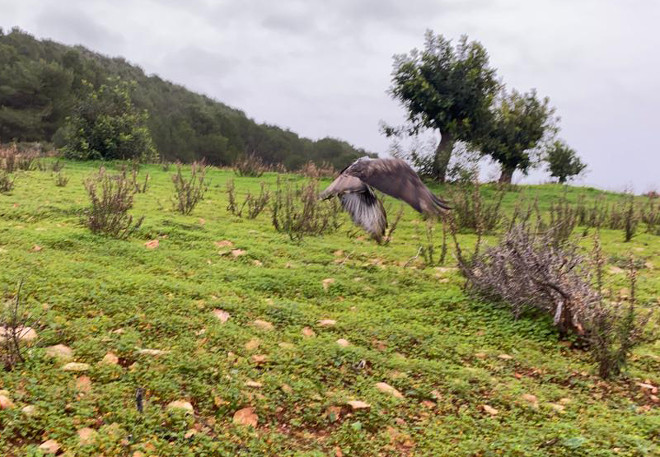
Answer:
172, 161, 208, 214
448, 180, 505, 234
0, 143, 43, 172
131, 168, 149, 193
297, 161, 336, 178
547, 194, 578, 245
54, 171, 69, 187
84, 167, 144, 238
271, 176, 342, 240
225, 180, 271, 219
453, 221, 654, 378
234, 153, 267, 177
576, 194, 608, 229
1, 281, 29, 370
640, 194, 659, 234
0, 171, 15, 193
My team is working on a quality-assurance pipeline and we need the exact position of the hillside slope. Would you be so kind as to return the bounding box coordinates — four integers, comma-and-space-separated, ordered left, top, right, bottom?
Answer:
0, 27, 370, 168
0, 162, 658, 456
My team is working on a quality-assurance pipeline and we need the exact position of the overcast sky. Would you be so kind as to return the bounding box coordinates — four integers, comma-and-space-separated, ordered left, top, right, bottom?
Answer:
1, 0, 658, 191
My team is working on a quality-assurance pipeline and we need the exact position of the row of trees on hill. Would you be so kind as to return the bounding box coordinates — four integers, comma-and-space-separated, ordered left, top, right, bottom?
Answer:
386, 31, 587, 184
0, 27, 370, 169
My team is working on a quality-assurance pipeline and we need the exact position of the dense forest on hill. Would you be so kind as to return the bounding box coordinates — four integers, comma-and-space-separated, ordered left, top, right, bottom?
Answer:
0, 27, 370, 168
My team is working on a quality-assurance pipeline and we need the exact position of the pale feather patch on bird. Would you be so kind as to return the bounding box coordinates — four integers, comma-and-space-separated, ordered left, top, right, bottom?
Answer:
320, 157, 450, 241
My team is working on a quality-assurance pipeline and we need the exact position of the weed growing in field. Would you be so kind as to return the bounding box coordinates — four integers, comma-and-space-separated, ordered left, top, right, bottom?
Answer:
234, 152, 266, 177
84, 167, 144, 238
172, 161, 208, 214
271, 176, 342, 240
53, 171, 69, 187
0, 170, 15, 193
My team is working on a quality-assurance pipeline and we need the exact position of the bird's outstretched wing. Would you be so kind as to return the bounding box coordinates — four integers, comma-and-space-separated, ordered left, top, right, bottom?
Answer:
347, 158, 450, 215
319, 174, 387, 241
339, 190, 387, 242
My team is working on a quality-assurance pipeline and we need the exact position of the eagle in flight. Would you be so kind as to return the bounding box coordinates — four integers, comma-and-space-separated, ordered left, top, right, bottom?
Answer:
320, 157, 450, 242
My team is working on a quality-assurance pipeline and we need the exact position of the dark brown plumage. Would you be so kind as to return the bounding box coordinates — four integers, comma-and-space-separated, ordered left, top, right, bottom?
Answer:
320, 157, 450, 242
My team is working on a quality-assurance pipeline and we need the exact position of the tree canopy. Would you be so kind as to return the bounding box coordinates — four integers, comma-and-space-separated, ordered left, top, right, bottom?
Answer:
388, 31, 500, 182
477, 89, 556, 183
545, 140, 587, 183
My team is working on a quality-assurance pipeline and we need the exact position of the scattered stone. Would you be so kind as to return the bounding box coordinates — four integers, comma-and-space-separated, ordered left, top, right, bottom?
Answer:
318, 319, 336, 327
0, 394, 15, 410
77, 427, 98, 445
253, 260, 263, 267
44, 344, 73, 361
212, 309, 230, 323
145, 239, 159, 249
231, 249, 246, 257
62, 362, 90, 372
214, 240, 233, 248
136, 348, 169, 356
245, 380, 263, 388
167, 400, 194, 414
521, 394, 539, 408
347, 400, 370, 410
245, 338, 261, 351
336, 338, 350, 347
101, 352, 119, 365
233, 407, 258, 427
281, 384, 293, 394
184, 429, 197, 438
482, 405, 498, 416
21, 405, 37, 416
75, 376, 92, 394
251, 354, 267, 364
38, 440, 61, 454
302, 327, 316, 337
32, 245, 43, 252
475, 352, 487, 359
547, 402, 565, 413
376, 382, 404, 399
278, 342, 295, 349
637, 382, 658, 394
0, 326, 37, 343
253, 319, 274, 331
498, 354, 513, 360
609, 266, 625, 274
322, 278, 335, 291
421, 400, 435, 408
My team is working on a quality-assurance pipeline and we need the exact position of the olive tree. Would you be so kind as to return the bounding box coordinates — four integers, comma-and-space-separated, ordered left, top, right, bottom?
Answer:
546, 140, 587, 183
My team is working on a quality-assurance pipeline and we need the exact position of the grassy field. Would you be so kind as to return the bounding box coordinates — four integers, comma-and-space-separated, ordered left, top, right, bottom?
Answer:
0, 161, 658, 456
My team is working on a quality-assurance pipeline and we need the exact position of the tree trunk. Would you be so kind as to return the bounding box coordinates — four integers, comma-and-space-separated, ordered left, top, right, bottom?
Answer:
498, 164, 515, 184
432, 131, 453, 183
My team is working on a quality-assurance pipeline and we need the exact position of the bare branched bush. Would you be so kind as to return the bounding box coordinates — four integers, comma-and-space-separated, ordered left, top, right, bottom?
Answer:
1, 280, 37, 370
234, 153, 267, 177
271, 176, 342, 240
297, 161, 336, 178
453, 221, 654, 378
161, 161, 172, 172
457, 223, 596, 335
84, 167, 144, 238
0, 170, 15, 193
622, 193, 639, 242
172, 162, 209, 214
0, 143, 42, 172
54, 171, 69, 187
226, 178, 238, 215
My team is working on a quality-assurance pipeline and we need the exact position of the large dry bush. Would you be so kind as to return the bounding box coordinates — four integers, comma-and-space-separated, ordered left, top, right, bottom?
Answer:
84, 167, 144, 238
271, 176, 342, 240
172, 162, 208, 214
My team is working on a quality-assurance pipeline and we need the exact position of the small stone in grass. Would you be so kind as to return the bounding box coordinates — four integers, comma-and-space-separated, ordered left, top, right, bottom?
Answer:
38, 439, 61, 454
336, 338, 350, 347
318, 319, 336, 327
498, 354, 513, 360
233, 407, 258, 427
346, 400, 370, 410
253, 319, 274, 331
62, 362, 90, 372
212, 309, 230, 323
302, 327, 316, 337
45, 344, 73, 361
167, 400, 194, 414
0, 395, 15, 410
145, 239, 159, 249
375, 382, 404, 399
245, 338, 261, 351
101, 352, 119, 365
482, 404, 498, 415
